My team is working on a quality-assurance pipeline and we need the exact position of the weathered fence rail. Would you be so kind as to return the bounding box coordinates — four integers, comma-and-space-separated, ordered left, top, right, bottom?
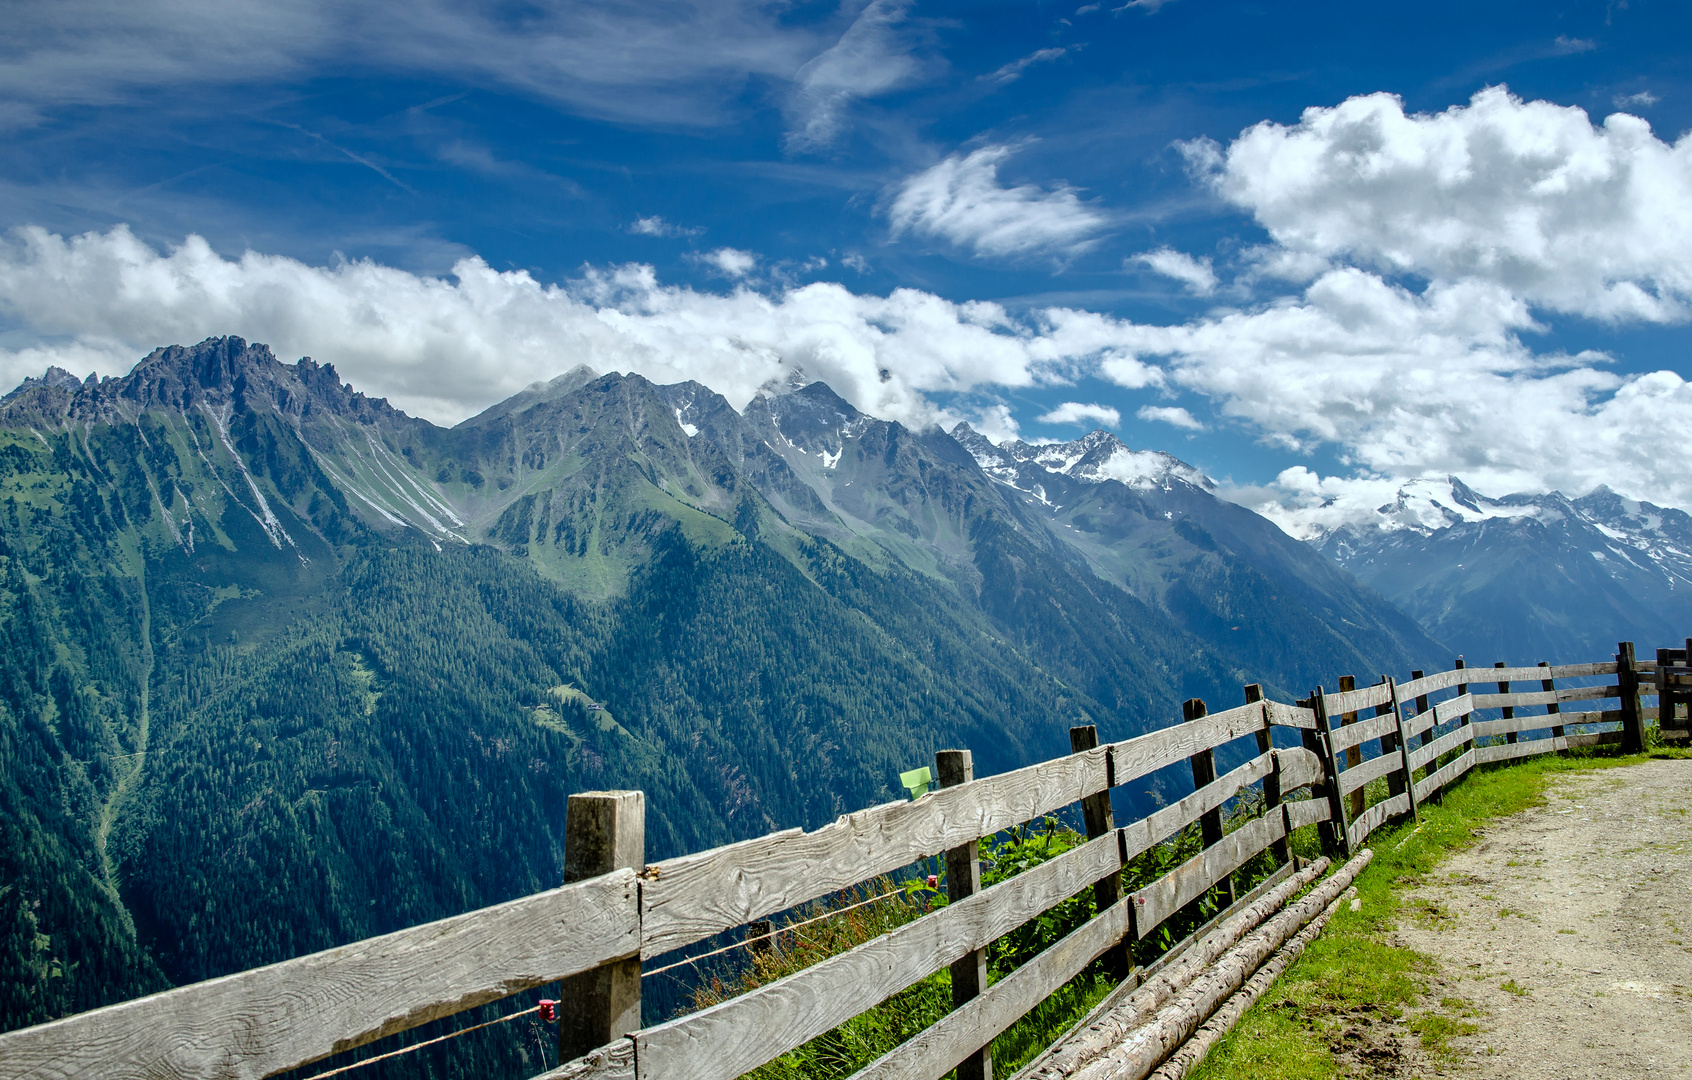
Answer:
3, 640, 1687, 1080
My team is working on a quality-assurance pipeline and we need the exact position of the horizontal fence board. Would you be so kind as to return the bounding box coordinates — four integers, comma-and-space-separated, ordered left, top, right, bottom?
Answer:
1472, 714, 1569, 738
1265, 701, 1318, 730
1413, 749, 1475, 803
1337, 747, 1403, 796
1276, 747, 1326, 792
1395, 669, 1466, 699
1549, 661, 1620, 679
1408, 724, 1474, 772
1284, 798, 1331, 832
1347, 792, 1410, 848
1402, 708, 1438, 741
1396, 664, 1617, 700
1470, 690, 1556, 710
1478, 664, 1608, 683
1564, 729, 1626, 749
635, 833, 1121, 1080
1552, 685, 1620, 704
1322, 682, 1393, 716
1108, 703, 1267, 789
536, 1039, 637, 1080
1475, 737, 1563, 765
847, 901, 1131, 1080
1434, 693, 1475, 725
0, 868, 641, 1080
1119, 753, 1273, 865
1130, 813, 1286, 937
1328, 711, 1398, 754
641, 747, 1110, 957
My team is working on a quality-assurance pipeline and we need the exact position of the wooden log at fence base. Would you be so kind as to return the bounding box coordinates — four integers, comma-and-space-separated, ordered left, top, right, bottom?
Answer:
1070, 849, 1375, 1080
1018, 859, 1330, 1080
560, 791, 646, 1064
1069, 725, 1128, 981
938, 748, 992, 1080
1146, 888, 1353, 1080
1618, 641, 1645, 753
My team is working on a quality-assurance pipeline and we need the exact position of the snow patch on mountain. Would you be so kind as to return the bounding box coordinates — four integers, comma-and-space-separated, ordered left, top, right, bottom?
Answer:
950, 424, 1214, 497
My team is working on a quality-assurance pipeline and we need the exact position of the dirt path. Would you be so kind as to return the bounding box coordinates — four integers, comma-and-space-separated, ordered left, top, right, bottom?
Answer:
1390, 757, 1692, 1078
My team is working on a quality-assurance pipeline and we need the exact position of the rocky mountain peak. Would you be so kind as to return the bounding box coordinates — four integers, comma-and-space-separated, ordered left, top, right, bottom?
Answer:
455, 364, 600, 429
0, 336, 406, 429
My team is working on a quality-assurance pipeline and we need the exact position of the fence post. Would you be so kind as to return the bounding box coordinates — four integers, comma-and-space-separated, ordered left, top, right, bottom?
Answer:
747, 920, 774, 960
1068, 726, 1129, 981
1658, 648, 1671, 734
1618, 641, 1644, 753
1495, 661, 1515, 745
1539, 661, 1563, 754
1304, 688, 1349, 858
559, 790, 645, 1063
1181, 699, 1234, 917
1386, 677, 1418, 822
936, 749, 992, 1080
1244, 685, 1290, 865
1336, 675, 1363, 820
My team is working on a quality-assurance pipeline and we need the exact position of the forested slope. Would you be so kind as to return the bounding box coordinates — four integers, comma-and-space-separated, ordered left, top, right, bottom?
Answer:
0, 337, 1442, 1034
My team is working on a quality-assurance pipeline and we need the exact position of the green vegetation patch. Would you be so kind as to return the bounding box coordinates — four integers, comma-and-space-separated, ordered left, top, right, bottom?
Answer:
1189, 744, 1692, 1080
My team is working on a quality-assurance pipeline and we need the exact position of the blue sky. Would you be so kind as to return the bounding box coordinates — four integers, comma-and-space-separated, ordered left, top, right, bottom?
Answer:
1, 0, 1690, 529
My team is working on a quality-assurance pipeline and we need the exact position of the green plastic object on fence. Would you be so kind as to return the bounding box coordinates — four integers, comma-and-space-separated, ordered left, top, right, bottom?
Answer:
899, 766, 932, 800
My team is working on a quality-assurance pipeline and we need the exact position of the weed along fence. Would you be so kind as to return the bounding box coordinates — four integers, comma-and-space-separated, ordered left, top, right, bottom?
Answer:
4, 641, 1689, 1080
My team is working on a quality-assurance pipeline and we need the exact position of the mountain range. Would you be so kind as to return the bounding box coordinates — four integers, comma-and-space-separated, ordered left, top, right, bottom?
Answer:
0, 336, 1443, 1037
1310, 476, 1692, 664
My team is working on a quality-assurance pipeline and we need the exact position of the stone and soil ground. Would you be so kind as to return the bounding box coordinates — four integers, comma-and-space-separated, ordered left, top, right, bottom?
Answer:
1190, 750, 1692, 1080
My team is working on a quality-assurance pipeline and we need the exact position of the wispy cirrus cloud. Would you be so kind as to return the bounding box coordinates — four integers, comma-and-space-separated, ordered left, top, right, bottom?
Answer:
1137, 404, 1201, 430
786, 0, 929, 150
1134, 248, 1217, 294
981, 47, 1066, 86
887, 144, 1110, 258
629, 215, 704, 238
0, 1, 828, 131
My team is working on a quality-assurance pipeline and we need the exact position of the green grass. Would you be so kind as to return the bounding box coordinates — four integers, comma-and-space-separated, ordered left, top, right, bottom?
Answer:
1188, 742, 1692, 1080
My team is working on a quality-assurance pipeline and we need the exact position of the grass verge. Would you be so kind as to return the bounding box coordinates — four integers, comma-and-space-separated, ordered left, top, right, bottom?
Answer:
1188, 743, 1692, 1080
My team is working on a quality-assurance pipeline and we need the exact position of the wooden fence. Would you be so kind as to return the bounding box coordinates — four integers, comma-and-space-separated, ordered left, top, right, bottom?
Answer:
3, 640, 1688, 1080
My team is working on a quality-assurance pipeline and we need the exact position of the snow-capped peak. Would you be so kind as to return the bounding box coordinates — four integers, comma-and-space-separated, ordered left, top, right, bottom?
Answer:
1011, 430, 1214, 492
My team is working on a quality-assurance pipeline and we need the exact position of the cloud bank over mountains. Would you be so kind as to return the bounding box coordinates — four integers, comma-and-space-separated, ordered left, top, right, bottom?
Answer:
1, 88, 1689, 527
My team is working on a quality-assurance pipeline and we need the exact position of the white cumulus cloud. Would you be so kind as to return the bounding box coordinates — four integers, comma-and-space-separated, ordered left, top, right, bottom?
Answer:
1037, 401, 1122, 427
0, 225, 1126, 428
1191, 85, 1692, 323
888, 144, 1110, 258
694, 247, 759, 278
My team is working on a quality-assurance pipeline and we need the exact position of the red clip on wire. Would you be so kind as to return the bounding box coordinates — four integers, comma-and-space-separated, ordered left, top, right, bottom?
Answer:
538, 999, 558, 1023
